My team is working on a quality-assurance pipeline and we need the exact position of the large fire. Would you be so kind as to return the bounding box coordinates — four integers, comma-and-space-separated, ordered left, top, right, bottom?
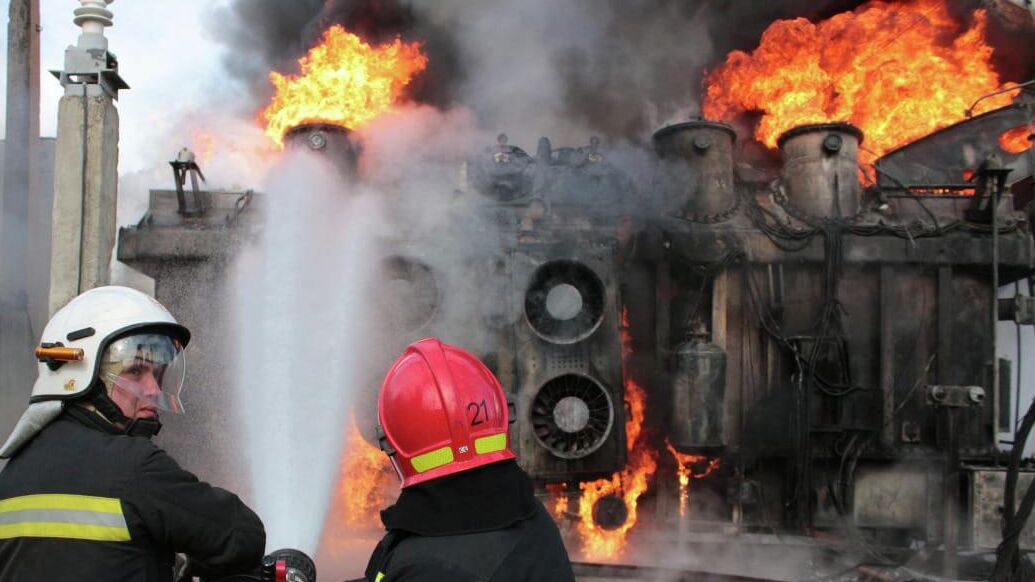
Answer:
665, 440, 721, 518
703, 0, 1018, 165
260, 25, 428, 147
1000, 123, 1034, 155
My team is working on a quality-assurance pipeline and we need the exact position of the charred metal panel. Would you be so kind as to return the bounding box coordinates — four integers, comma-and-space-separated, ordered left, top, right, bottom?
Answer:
944, 271, 997, 450
966, 468, 1035, 550
875, 104, 1034, 187
838, 266, 882, 432
883, 267, 940, 447
853, 466, 933, 530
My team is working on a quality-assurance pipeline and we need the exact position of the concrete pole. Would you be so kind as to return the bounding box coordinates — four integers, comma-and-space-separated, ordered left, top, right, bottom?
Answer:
1, 0, 40, 303
48, 96, 121, 314
0, 0, 41, 452
47, 0, 127, 315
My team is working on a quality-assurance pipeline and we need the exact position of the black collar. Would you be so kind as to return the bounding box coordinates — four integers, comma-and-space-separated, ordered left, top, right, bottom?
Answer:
380, 460, 539, 536
63, 405, 123, 435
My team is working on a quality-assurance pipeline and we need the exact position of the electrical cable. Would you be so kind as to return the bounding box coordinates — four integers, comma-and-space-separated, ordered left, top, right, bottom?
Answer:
1016, 281, 1023, 434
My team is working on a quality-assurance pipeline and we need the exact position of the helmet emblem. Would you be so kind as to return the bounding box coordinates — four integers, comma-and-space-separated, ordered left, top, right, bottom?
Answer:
458, 445, 470, 454
63, 379, 76, 392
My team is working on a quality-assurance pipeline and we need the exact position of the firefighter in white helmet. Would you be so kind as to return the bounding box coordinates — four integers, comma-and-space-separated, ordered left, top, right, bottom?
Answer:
0, 286, 265, 582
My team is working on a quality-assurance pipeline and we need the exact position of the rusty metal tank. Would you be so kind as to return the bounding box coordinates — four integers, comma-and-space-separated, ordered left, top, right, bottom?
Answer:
653, 120, 737, 220
777, 123, 864, 220
284, 123, 358, 178
668, 336, 727, 450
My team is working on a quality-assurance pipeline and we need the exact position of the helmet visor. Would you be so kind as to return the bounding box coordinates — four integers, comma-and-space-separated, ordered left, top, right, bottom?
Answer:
100, 333, 187, 414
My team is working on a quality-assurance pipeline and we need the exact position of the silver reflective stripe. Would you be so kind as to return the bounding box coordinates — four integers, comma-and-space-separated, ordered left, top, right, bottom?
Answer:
0, 494, 131, 542
0, 509, 128, 529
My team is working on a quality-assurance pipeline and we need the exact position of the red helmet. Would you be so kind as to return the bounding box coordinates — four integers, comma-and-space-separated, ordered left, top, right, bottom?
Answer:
378, 338, 516, 488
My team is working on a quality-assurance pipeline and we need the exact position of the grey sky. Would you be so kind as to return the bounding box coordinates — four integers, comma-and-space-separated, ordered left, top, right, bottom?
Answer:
1, 0, 236, 172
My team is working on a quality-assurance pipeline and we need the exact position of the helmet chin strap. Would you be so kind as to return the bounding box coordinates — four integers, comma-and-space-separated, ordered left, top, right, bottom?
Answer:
87, 383, 162, 438
123, 417, 162, 438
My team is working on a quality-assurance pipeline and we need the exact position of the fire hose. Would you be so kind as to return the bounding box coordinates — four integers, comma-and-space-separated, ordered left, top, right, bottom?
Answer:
175, 548, 317, 582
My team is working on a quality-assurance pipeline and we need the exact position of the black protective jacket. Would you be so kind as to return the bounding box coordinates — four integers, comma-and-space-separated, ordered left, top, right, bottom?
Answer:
361, 460, 575, 582
0, 407, 265, 582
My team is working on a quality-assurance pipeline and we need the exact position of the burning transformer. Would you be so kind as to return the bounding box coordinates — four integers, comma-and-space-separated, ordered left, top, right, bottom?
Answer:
120, 100, 1035, 577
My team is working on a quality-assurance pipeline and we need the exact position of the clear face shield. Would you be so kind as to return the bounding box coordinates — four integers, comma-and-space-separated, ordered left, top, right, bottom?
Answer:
99, 333, 187, 414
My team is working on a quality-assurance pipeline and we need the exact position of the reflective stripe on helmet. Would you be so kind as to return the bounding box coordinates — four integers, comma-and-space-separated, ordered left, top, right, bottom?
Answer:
410, 446, 454, 473
474, 433, 507, 454
0, 494, 130, 542
410, 432, 509, 473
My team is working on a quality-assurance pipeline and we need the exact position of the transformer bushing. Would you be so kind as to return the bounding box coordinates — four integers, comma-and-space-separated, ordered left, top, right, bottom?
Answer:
652, 120, 737, 220
284, 123, 359, 178
777, 123, 864, 220
51, 0, 128, 99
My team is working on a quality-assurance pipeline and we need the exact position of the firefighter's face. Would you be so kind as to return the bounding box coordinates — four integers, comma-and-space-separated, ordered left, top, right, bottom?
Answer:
109, 361, 162, 420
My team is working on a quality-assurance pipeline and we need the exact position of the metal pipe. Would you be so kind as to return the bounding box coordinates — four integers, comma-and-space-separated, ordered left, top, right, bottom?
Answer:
964, 79, 1035, 118
943, 407, 960, 578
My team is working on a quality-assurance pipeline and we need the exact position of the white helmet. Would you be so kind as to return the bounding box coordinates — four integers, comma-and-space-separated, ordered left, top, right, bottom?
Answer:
0, 287, 190, 458
32, 286, 190, 401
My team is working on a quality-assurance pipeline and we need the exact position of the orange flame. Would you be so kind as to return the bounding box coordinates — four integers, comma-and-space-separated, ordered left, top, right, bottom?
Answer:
1000, 123, 1034, 155
337, 420, 398, 529
546, 482, 569, 520
665, 440, 721, 518
703, 0, 1018, 165
190, 129, 216, 166
576, 378, 657, 561
260, 25, 428, 147
317, 419, 398, 568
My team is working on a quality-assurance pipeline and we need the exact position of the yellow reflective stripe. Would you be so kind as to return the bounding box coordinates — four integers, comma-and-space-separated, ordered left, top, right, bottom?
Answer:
0, 494, 130, 542
0, 494, 122, 514
474, 433, 507, 454
410, 446, 454, 473
0, 521, 131, 542
375, 573, 385, 582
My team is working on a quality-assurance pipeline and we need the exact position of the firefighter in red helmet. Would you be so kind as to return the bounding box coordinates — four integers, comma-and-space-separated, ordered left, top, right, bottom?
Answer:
359, 338, 575, 582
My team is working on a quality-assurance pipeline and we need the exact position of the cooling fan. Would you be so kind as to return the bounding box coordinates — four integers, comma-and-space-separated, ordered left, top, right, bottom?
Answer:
524, 260, 605, 344
531, 374, 614, 459
377, 256, 438, 332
